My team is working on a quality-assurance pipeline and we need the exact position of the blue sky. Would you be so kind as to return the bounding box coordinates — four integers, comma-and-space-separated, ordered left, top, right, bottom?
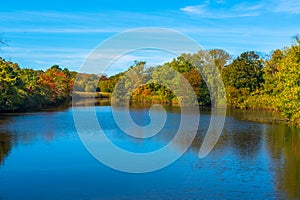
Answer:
1, 0, 300, 75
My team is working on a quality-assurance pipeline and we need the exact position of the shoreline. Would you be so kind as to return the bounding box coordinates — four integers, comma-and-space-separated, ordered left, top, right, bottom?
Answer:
1, 96, 297, 128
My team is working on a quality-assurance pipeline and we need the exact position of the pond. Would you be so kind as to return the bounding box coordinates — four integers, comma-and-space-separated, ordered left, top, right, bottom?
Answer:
0, 102, 299, 199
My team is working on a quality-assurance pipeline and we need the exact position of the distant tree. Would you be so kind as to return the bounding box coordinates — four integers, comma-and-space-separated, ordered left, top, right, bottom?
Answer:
112, 61, 149, 103
208, 49, 231, 70
73, 73, 99, 92
182, 50, 228, 106
98, 72, 124, 93
50, 64, 62, 71
19, 68, 46, 109
37, 65, 71, 104
222, 51, 264, 107
183, 68, 210, 105
169, 55, 195, 73
222, 51, 264, 92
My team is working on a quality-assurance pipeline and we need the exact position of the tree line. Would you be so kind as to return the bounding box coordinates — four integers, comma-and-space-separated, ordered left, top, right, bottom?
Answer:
99, 37, 300, 125
1, 38, 300, 124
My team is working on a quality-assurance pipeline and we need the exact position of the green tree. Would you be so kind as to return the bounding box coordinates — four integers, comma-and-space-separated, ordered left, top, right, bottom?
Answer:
264, 49, 284, 95
169, 55, 195, 73
208, 49, 231, 71
222, 51, 264, 107
98, 74, 119, 92
274, 38, 300, 121
222, 51, 264, 92
0, 58, 25, 111
19, 68, 46, 109
112, 61, 149, 104
183, 50, 228, 106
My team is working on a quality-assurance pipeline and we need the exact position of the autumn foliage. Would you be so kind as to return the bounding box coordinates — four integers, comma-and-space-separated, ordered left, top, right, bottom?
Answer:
1, 38, 300, 125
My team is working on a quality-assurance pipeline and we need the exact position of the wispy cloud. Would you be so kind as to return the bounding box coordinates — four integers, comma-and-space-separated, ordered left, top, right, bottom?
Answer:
181, 4, 207, 15
0, 11, 173, 34
180, 1, 262, 18
180, 0, 300, 18
0, 27, 123, 33
232, 2, 264, 12
274, 0, 300, 14
1, 5, 299, 75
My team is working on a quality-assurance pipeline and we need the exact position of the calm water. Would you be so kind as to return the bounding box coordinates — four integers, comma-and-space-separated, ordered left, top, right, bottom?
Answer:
0, 103, 299, 200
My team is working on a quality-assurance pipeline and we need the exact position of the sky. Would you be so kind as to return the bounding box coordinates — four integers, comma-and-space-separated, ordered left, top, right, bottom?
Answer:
0, 0, 300, 75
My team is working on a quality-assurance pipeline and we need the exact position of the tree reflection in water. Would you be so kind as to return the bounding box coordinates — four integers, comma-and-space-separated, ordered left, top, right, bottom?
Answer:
0, 106, 299, 199
0, 131, 15, 165
265, 125, 300, 199
227, 109, 300, 199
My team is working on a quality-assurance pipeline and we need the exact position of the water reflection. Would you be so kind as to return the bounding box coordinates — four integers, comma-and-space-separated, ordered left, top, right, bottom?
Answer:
224, 123, 263, 159
227, 108, 284, 124
264, 125, 300, 199
0, 117, 15, 165
0, 110, 76, 150
0, 102, 299, 199
0, 131, 14, 165
226, 110, 300, 199
72, 98, 111, 107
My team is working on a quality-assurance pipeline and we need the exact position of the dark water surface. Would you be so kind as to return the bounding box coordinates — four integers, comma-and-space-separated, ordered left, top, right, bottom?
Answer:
0, 103, 299, 200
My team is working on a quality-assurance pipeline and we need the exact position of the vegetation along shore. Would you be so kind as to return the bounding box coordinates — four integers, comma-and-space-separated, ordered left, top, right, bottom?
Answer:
1, 37, 300, 126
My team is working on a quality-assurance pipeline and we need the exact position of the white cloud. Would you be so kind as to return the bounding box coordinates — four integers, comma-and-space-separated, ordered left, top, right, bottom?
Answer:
232, 2, 265, 12
180, 4, 207, 15
274, 0, 300, 14
180, 0, 300, 18
180, 1, 261, 18
216, 0, 226, 4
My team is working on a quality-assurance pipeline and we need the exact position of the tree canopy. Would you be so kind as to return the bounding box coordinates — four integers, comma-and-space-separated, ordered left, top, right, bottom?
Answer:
2, 40, 300, 125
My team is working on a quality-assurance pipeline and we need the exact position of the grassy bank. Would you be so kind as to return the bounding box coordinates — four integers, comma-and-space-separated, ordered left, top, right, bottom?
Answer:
73, 92, 111, 99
